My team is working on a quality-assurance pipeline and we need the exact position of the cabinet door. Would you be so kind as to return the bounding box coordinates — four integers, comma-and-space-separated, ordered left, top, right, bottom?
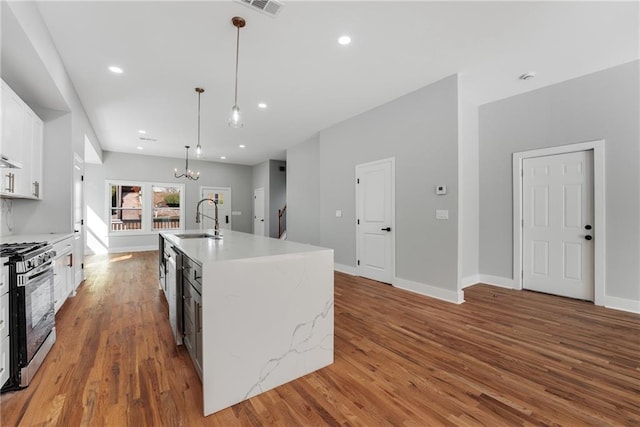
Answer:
26, 111, 43, 199
0, 292, 8, 339
1, 82, 24, 164
0, 334, 9, 387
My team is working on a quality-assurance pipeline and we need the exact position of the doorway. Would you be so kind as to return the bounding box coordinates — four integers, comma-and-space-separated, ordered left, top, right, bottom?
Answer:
254, 188, 265, 236
355, 158, 395, 284
199, 187, 232, 231
513, 140, 605, 304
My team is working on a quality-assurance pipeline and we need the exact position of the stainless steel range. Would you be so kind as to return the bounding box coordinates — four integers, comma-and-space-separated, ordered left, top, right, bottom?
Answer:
0, 242, 56, 392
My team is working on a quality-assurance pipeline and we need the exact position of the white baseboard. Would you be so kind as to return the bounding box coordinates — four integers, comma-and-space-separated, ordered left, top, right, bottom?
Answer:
108, 245, 157, 254
461, 274, 480, 289
334, 263, 357, 276
478, 274, 517, 289
605, 296, 640, 314
394, 277, 464, 304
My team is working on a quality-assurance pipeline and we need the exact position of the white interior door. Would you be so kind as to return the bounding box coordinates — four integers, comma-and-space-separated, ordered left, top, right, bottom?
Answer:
523, 150, 594, 300
356, 158, 394, 284
254, 188, 265, 236
199, 187, 232, 231
73, 153, 84, 288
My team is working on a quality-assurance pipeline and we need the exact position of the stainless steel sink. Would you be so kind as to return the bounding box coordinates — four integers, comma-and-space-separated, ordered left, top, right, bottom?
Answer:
174, 233, 222, 239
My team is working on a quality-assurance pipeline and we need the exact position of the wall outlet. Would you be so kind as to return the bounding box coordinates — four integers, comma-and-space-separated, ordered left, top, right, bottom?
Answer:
435, 209, 449, 220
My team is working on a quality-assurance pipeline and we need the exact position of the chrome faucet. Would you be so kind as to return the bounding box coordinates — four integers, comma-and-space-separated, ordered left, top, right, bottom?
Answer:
195, 198, 221, 236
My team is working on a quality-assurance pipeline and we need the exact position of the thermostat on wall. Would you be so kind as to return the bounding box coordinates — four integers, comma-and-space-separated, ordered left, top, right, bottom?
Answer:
436, 185, 447, 195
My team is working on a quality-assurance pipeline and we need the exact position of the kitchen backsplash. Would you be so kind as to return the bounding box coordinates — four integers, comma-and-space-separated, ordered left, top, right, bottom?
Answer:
1, 199, 14, 236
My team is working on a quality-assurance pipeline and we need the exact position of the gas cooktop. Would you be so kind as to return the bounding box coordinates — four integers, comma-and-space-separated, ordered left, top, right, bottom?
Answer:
0, 242, 50, 258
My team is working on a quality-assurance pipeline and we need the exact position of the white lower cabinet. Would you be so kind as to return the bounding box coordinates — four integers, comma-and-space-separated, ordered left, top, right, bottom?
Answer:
0, 292, 9, 387
0, 334, 9, 387
53, 238, 74, 313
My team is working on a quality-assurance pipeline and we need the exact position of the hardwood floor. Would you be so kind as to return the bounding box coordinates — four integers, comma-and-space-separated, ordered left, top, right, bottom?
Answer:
2, 251, 639, 426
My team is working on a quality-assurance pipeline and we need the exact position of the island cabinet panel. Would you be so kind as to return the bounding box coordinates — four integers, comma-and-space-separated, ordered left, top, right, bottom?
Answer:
161, 230, 334, 417
182, 254, 203, 379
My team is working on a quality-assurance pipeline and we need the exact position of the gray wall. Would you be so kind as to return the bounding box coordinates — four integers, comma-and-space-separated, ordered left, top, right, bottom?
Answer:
251, 160, 269, 236
479, 60, 640, 301
269, 160, 287, 238
286, 134, 320, 245
288, 75, 459, 292
85, 151, 253, 252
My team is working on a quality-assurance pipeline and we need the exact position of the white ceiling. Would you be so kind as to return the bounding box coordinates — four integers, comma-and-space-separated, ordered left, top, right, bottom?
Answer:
15, 1, 640, 165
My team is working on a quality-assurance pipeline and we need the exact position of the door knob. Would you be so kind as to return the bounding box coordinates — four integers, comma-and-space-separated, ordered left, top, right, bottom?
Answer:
381, 227, 391, 232
585, 225, 592, 230
585, 235, 593, 240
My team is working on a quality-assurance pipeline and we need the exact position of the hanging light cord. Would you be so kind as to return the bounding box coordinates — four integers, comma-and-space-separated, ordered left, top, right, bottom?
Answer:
234, 24, 240, 106
197, 90, 201, 146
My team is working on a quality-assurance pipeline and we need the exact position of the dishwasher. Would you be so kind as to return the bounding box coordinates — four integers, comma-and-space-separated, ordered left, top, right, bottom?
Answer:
165, 246, 183, 346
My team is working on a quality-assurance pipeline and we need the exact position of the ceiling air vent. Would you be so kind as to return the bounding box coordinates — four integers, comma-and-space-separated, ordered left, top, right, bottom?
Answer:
236, 0, 284, 18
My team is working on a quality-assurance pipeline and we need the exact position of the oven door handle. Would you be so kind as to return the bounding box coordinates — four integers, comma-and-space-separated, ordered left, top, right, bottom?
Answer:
24, 261, 54, 283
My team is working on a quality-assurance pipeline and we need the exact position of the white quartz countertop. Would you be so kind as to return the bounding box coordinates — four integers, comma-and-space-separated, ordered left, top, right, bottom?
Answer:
162, 229, 330, 265
0, 232, 74, 245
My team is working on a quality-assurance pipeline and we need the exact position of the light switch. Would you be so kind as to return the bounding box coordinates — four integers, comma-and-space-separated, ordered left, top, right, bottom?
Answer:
335, 210, 342, 218
436, 209, 449, 220
436, 185, 447, 195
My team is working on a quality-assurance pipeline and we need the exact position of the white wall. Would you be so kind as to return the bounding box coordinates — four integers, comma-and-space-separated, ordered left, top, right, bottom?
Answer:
85, 151, 253, 253
479, 60, 640, 310
287, 75, 460, 300
286, 134, 320, 245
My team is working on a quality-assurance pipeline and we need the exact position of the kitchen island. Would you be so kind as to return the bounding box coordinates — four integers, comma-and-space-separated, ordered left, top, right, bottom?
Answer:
160, 230, 334, 416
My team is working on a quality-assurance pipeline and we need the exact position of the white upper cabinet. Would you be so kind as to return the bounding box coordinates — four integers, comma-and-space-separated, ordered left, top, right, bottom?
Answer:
0, 79, 44, 199
1, 82, 25, 167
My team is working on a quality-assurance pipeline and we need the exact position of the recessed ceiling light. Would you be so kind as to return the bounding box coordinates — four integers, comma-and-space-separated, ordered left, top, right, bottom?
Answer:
258, 103, 267, 109
138, 130, 146, 134
137, 146, 143, 150
338, 35, 351, 45
109, 66, 123, 74
519, 72, 536, 80
220, 156, 226, 160
239, 144, 246, 148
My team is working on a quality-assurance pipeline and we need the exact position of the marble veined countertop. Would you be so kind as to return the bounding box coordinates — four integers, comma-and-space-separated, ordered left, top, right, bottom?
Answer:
162, 229, 329, 264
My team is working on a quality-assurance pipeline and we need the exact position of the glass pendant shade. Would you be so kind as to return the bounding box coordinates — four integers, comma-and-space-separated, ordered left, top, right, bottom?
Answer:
229, 105, 243, 128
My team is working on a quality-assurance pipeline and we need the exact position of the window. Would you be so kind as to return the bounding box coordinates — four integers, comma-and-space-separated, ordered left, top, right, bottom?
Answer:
152, 185, 182, 230
107, 181, 184, 234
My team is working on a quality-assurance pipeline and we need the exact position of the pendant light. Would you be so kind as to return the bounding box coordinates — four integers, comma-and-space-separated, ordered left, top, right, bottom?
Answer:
195, 87, 204, 157
229, 16, 246, 128
174, 145, 199, 180
174, 88, 204, 180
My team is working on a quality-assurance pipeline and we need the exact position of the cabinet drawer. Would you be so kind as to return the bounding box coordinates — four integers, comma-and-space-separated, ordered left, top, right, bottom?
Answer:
0, 334, 9, 386
0, 292, 8, 339
182, 256, 202, 292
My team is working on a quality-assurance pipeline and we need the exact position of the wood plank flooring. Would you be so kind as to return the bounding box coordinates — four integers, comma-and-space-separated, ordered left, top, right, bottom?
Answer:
1, 250, 639, 426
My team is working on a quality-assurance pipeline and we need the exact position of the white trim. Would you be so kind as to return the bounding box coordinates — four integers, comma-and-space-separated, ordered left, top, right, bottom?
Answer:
461, 274, 480, 289
604, 296, 640, 314
334, 263, 357, 276
108, 245, 157, 254
512, 140, 605, 305
478, 274, 516, 289
394, 277, 464, 304
355, 157, 396, 282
